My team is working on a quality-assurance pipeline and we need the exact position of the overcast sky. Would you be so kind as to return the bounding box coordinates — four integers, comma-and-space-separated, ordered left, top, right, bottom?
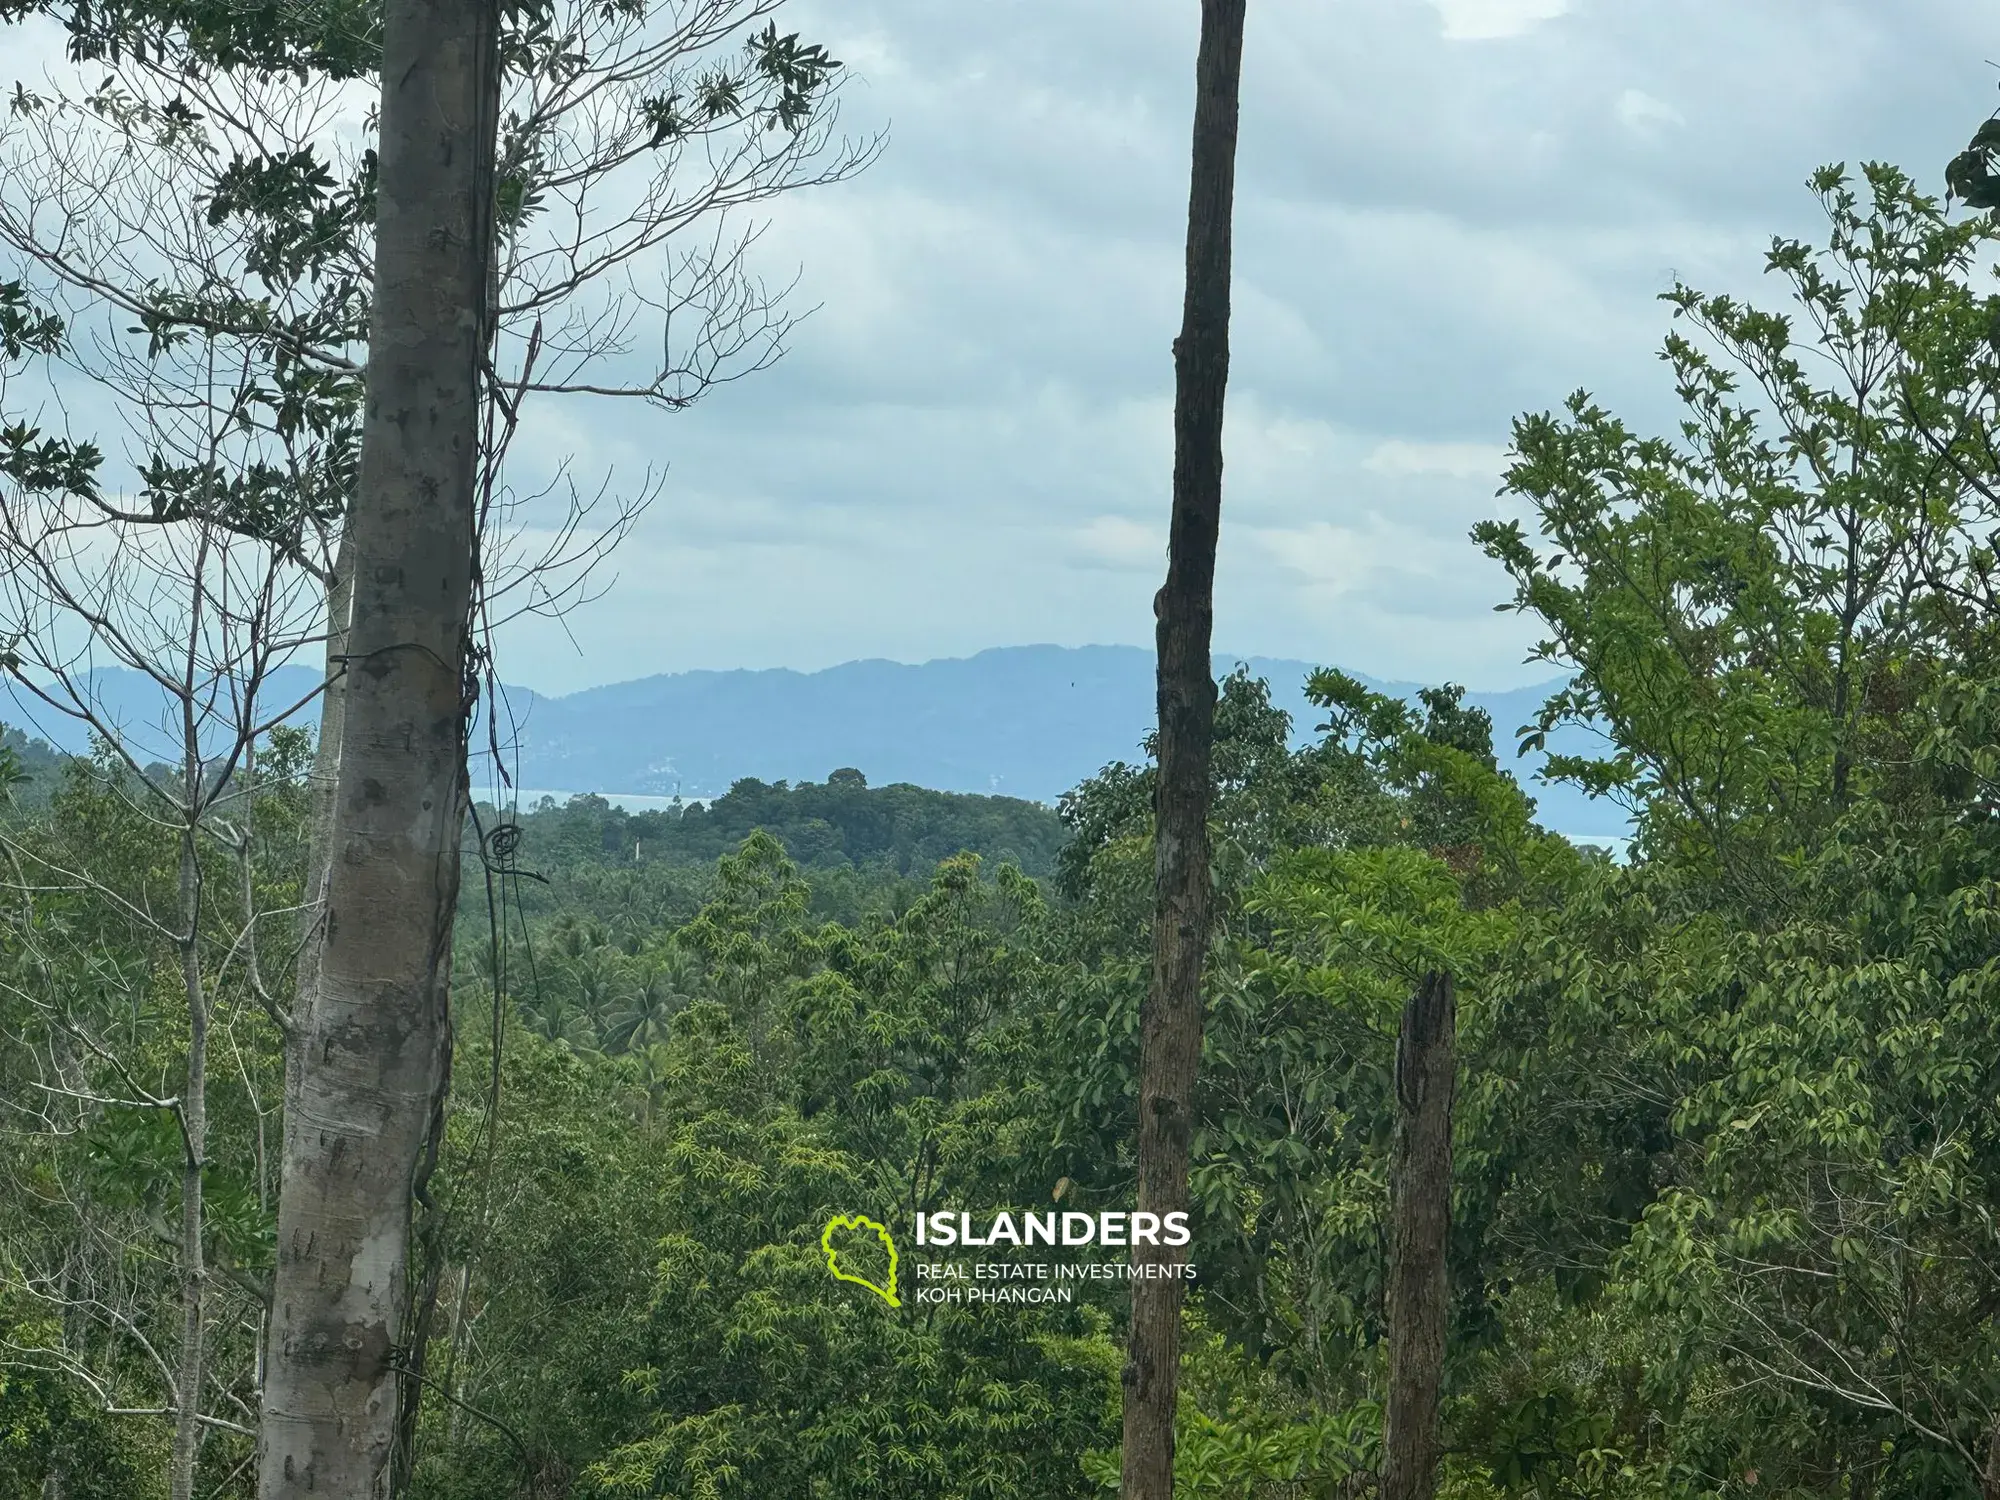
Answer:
495, 0, 2000, 694
19, 0, 1997, 696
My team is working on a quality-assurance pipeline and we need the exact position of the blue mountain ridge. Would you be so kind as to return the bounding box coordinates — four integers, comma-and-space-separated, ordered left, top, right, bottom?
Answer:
1, 645, 1627, 837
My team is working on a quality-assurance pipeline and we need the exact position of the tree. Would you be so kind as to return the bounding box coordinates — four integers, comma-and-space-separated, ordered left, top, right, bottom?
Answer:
1052, 659, 1577, 1494
1475, 162, 2000, 1494
1124, 3, 1248, 1497
1477, 164, 2000, 892
0, 275, 324, 1500
253, 0, 501, 1488
0, 0, 870, 960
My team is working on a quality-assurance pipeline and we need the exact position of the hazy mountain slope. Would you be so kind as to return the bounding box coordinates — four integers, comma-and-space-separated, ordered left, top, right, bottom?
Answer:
1, 646, 1627, 835
0, 665, 325, 766
494, 645, 1622, 835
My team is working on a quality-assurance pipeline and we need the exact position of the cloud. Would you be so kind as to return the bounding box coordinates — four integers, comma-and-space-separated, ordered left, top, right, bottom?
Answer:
1073, 516, 1165, 573
1615, 88, 1686, 136
1429, 0, 1573, 43
1251, 516, 1434, 597
1364, 440, 1511, 482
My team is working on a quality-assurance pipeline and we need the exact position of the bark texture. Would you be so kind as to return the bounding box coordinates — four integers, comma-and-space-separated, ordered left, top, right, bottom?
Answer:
256, 0, 498, 1488
1120, 4, 1247, 1498
1382, 970, 1457, 1500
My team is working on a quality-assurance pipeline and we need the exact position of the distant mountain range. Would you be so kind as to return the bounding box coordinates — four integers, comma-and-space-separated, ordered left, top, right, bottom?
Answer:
0, 645, 1628, 837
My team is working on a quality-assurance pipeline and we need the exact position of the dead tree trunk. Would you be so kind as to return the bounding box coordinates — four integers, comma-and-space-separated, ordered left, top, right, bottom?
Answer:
1382, 970, 1456, 1500
256, 0, 499, 1489
1120, 4, 1247, 1498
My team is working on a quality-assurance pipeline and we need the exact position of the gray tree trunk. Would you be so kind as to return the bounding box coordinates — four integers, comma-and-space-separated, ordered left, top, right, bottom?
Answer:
167, 622, 215, 1500
256, 0, 499, 1486
1382, 970, 1456, 1500
169, 820, 208, 1500
1120, 4, 1247, 1498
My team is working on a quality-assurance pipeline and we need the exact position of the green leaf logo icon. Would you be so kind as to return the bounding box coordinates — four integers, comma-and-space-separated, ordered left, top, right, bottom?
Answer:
821, 1213, 900, 1307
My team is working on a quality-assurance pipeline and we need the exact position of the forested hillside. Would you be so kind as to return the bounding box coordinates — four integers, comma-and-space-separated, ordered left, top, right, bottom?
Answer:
425, 668, 1575, 1497
465, 770, 1076, 943
0, 726, 61, 807
502, 769, 1071, 877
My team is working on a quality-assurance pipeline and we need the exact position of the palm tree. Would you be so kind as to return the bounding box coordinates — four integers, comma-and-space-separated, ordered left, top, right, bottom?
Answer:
519, 987, 596, 1053
565, 946, 637, 1045
603, 949, 699, 1054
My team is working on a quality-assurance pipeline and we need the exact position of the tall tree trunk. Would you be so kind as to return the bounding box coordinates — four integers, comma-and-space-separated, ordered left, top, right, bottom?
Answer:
1120, 4, 1247, 1498
168, 616, 212, 1500
169, 824, 209, 1500
1382, 971, 1456, 1500
257, 0, 499, 1487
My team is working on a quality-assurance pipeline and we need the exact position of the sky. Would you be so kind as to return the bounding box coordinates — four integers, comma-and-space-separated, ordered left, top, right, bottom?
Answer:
491, 0, 2000, 694
10, 0, 1999, 696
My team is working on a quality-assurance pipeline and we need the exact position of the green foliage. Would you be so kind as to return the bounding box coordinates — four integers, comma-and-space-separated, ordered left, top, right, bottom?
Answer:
1946, 116, 2000, 213
1478, 163, 2000, 882
643, 773, 1067, 876
0, 1351, 166, 1498
1080, 1321, 1380, 1498
0, 282, 101, 502
415, 839, 1123, 1498
0, 740, 300, 1497
1457, 160, 2000, 1496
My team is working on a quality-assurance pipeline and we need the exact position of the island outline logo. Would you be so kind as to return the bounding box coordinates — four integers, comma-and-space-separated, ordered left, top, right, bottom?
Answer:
821, 1213, 901, 1307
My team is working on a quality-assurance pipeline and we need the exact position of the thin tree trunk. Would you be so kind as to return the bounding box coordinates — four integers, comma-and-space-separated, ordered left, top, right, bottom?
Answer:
1120, 4, 1246, 1498
1382, 971, 1456, 1500
257, 0, 499, 1486
170, 835, 209, 1500
170, 728, 210, 1500
39, 957, 80, 1500
442, 1262, 472, 1451
292, 525, 351, 1042
236, 735, 276, 1421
